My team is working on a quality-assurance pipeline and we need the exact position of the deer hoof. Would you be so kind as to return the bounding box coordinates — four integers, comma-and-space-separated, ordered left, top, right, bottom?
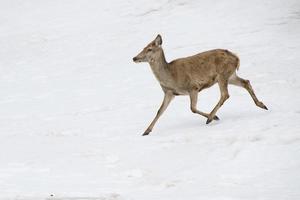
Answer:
262, 105, 268, 110
213, 115, 220, 120
206, 118, 213, 124
257, 102, 268, 110
142, 130, 151, 136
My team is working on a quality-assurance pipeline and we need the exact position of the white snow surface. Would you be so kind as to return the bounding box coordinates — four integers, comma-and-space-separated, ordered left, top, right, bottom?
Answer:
0, 0, 300, 199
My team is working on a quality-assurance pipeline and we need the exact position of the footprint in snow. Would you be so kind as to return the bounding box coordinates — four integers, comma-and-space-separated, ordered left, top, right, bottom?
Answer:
105, 155, 120, 168
123, 168, 144, 178
159, 179, 183, 189
46, 193, 121, 200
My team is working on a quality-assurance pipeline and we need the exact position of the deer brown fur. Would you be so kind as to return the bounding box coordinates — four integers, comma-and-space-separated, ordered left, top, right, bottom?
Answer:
133, 34, 267, 136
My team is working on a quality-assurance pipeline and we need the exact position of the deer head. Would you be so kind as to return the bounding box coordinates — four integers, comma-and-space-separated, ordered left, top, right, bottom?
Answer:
133, 34, 163, 63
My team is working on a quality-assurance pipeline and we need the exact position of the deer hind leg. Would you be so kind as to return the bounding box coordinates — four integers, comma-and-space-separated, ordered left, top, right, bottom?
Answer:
229, 73, 268, 110
143, 91, 174, 136
189, 90, 219, 120
206, 78, 230, 124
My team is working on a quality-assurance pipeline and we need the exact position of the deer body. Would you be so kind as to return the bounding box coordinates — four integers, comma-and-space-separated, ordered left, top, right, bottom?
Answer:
133, 35, 267, 136
149, 49, 239, 96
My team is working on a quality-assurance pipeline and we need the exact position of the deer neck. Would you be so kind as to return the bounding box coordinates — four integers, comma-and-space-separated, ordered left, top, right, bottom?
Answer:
149, 50, 172, 86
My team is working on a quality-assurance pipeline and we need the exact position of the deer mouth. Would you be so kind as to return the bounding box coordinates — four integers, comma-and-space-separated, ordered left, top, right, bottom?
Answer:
133, 57, 143, 63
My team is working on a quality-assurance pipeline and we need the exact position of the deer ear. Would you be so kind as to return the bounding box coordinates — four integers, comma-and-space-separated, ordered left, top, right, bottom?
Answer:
154, 34, 162, 46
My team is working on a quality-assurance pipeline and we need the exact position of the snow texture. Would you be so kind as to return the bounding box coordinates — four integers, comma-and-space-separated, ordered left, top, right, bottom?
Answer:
0, 0, 300, 199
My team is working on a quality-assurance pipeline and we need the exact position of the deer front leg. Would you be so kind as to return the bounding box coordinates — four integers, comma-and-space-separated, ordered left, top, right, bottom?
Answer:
189, 90, 219, 121
143, 91, 174, 136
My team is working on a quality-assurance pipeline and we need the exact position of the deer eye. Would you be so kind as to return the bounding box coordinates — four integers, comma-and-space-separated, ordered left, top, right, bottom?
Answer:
147, 48, 153, 52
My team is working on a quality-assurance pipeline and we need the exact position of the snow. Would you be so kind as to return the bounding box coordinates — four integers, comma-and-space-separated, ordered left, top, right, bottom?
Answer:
0, 0, 300, 199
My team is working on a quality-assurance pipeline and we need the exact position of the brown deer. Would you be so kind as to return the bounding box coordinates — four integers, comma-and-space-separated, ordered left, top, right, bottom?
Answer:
133, 34, 267, 136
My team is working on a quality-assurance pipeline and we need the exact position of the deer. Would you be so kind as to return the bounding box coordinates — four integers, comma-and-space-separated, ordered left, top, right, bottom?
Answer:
133, 34, 267, 136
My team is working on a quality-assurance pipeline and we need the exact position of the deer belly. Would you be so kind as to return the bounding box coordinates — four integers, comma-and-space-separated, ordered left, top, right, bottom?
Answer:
173, 88, 189, 95
161, 84, 189, 96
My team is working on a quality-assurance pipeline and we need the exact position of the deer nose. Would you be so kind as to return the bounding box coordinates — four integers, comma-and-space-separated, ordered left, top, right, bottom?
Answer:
133, 57, 137, 62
